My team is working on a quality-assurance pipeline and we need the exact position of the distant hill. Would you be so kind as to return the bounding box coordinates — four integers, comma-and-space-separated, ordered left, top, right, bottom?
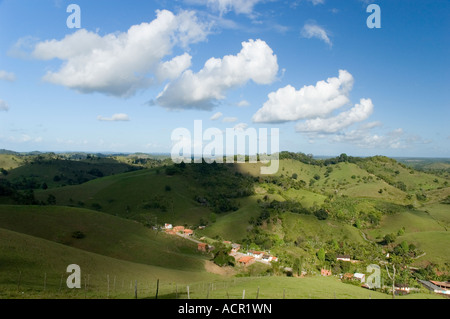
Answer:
0, 150, 449, 298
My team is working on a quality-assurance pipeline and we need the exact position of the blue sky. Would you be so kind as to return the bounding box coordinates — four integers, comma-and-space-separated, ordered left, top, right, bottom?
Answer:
0, 0, 448, 157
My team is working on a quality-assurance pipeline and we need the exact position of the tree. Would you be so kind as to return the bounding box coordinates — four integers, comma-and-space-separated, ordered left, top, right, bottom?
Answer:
317, 248, 325, 263
212, 243, 234, 267
383, 233, 396, 244
400, 240, 409, 253
292, 173, 298, 180
47, 194, 56, 205
41, 182, 48, 190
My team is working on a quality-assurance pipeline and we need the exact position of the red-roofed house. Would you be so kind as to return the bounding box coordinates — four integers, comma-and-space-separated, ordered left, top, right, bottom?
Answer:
184, 229, 194, 236
238, 256, 255, 266
321, 269, 332, 276
173, 226, 185, 233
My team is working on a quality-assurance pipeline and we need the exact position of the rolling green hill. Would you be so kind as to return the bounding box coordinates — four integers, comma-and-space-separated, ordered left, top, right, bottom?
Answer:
0, 151, 449, 299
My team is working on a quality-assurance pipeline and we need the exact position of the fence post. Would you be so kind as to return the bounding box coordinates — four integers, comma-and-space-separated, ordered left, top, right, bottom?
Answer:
107, 275, 110, 299
155, 279, 159, 299
187, 286, 190, 299
256, 287, 260, 299
242, 289, 245, 299
135, 280, 138, 299
59, 273, 63, 293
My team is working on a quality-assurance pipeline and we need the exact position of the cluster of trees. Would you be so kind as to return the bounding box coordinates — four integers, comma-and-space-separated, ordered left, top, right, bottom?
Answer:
279, 152, 359, 166
212, 243, 235, 267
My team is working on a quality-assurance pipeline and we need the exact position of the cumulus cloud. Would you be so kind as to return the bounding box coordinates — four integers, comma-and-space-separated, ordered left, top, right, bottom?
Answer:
188, 0, 262, 15
0, 100, 9, 111
0, 70, 16, 82
253, 70, 353, 123
307, 0, 325, 5
296, 98, 374, 133
301, 23, 332, 47
31, 10, 210, 97
156, 39, 278, 110
233, 122, 248, 131
97, 113, 130, 122
210, 112, 223, 120
331, 126, 406, 149
222, 117, 238, 123
237, 100, 250, 107
156, 53, 192, 82
6, 134, 42, 143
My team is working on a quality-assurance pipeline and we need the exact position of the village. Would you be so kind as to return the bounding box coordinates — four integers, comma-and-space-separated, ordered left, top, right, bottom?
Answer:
161, 223, 450, 297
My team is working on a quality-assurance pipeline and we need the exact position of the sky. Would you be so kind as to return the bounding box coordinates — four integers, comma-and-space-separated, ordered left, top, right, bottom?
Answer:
0, 0, 449, 157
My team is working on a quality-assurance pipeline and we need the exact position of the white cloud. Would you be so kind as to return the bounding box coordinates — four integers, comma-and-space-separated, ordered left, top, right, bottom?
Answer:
307, 0, 325, 5
7, 134, 43, 143
252, 69, 354, 123
0, 70, 16, 82
97, 113, 130, 122
301, 23, 332, 47
188, 0, 262, 15
222, 117, 238, 123
156, 53, 192, 82
31, 10, 210, 97
237, 100, 250, 107
296, 98, 374, 133
0, 100, 9, 111
157, 39, 278, 110
331, 127, 406, 149
233, 122, 248, 131
210, 112, 223, 120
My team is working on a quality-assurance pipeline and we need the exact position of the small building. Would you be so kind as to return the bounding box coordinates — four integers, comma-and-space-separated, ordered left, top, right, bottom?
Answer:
184, 229, 194, 236
336, 255, 351, 262
418, 280, 450, 295
165, 228, 176, 235
198, 243, 209, 252
321, 269, 332, 276
223, 241, 232, 244
164, 223, 173, 229
173, 226, 185, 233
231, 243, 241, 253
353, 273, 365, 282
395, 284, 410, 294
238, 256, 255, 266
247, 250, 265, 259
342, 273, 353, 280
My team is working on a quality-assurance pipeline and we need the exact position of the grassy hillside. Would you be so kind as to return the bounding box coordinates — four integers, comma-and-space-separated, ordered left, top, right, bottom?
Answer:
0, 227, 218, 299
0, 205, 208, 271
1, 152, 449, 299
2, 157, 137, 189
0, 154, 24, 171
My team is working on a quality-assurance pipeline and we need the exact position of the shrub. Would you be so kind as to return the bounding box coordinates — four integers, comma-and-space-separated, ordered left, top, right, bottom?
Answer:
72, 231, 85, 239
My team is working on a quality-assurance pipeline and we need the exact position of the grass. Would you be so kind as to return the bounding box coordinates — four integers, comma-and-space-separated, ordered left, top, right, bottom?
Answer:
279, 212, 365, 245
34, 167, 212, 225
198, 196, 262, 242
0, 227, 219, 299
365, 206, 449, 266
0, 154, 24, 171
0, 205, 207, 271
367, 209, 446, 240
183, 275, 443, 299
